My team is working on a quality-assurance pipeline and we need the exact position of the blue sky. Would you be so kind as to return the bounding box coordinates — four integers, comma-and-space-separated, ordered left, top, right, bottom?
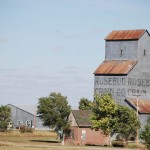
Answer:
0, 0, 150, 109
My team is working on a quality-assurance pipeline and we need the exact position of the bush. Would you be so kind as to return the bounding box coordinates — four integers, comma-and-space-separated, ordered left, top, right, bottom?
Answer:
112, 140, 127, 147
26, 128, 33, 133
20, 125, 33, 133
0, 105, 11, 132
116, 134, 124, 141
116, 133, 136, 141
140, 118, 150, 150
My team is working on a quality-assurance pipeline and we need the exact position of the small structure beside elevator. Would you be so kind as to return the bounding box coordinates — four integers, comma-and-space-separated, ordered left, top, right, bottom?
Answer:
66, 110, 108, 145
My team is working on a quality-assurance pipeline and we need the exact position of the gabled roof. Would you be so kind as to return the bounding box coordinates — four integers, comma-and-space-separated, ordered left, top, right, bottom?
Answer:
125, 98, 150, 114
105, 29, 148, 41
72, 110, 92, 127
7, 104, 36, 116
94, 60, 137, 75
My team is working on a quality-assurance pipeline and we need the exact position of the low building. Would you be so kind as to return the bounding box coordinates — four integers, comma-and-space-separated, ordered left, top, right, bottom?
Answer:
7, 104, 48, 130
66, 110, 108, 145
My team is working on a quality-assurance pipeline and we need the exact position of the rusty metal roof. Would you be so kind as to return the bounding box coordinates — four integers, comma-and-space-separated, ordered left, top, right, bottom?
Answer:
105, 29, 146, 41
125, 98, 150, 114
94, 60, 137, 75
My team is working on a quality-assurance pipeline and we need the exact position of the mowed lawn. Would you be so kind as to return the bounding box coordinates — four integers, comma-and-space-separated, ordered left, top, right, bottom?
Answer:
0, 130, 146, 150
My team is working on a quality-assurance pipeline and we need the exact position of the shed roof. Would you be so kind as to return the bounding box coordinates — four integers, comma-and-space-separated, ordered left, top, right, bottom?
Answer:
94, 60, 137, 75
105, 29, 147, 41
72, 110, 92, 127
125, 98, 150, 114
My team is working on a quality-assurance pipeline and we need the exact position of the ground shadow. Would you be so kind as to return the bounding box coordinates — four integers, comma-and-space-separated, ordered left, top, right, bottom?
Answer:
31, 140, 60, 143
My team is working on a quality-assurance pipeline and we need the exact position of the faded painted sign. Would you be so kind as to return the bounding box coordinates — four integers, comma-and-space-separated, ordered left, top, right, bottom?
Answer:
95, 76, 149, 97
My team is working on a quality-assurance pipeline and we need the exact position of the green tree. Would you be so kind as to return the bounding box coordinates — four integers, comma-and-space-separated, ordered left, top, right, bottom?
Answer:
140, 118, 150, 149
91, 93, 118, 145
37, 92, 71, 133
114, 105, 140, 142
0, 105, 11, 132
79, 97, 92, 110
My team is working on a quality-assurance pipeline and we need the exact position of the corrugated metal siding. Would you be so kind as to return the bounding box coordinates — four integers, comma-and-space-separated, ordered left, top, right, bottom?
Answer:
105, 29, 145, 41
126, 98, 150, 114
94, 60, 137, 75
7, 104, 34, 129
105, 40, 138, 60
7, 104, 48, 130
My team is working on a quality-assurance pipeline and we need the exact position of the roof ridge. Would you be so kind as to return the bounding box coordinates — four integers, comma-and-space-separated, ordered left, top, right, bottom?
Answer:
105, 29, 147, 41
7, 104, 35, 116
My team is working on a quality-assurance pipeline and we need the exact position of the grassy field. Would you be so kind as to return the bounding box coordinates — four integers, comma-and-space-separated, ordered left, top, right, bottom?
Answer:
0, 130, 61, 150
0, 130, 146, 150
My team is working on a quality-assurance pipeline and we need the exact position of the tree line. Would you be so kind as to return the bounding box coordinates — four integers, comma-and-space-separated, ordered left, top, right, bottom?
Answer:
0, 92, 150, 149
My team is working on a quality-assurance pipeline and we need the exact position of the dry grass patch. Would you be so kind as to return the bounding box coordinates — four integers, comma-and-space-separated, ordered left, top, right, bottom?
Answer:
32, 130, 57, 137
0, 130, 59, 147
0, 130, 57, 137
127, 142, 146, 149
0, 143, 11, 146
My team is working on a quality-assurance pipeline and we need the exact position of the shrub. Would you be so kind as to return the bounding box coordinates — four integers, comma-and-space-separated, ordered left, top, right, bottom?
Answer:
140, 118, 150, 150
116, 133, 135, 141
20, 125, 26, 133
26, 128, 33, 133
20, 125, 33, 133
112, 140, 127, 147
0, 106, 11, 132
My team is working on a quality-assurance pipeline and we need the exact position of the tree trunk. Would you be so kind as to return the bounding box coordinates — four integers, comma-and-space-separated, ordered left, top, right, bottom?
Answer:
108, 133, 111, 146
61, 133, 65, 146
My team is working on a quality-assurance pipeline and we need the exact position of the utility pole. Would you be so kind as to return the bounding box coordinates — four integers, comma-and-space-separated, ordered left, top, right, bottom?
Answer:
133, 94, 140, 144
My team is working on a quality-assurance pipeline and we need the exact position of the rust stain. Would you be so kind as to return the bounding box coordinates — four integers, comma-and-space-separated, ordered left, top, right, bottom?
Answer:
105, 29, 145, 41
94, 60, 137, 75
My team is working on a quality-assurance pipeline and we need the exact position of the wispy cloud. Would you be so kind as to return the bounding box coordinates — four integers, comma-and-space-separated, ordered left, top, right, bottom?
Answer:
51, 46, 64, 51
53, 29, 89, 40
92, 28, 108, 34
59, 66, 79, 74
53, 29, 62, 35
64, 33, 81, 40
0, 37, 9, 43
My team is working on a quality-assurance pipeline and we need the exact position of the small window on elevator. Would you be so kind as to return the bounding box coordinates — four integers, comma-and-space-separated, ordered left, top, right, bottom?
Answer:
120, 49, 123, 57
144, 49, 146, 56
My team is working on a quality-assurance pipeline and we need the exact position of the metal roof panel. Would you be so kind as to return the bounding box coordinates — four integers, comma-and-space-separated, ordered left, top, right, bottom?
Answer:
94, 60, 137, 75
105, 29, 146, 41
125, 98, 150, 114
